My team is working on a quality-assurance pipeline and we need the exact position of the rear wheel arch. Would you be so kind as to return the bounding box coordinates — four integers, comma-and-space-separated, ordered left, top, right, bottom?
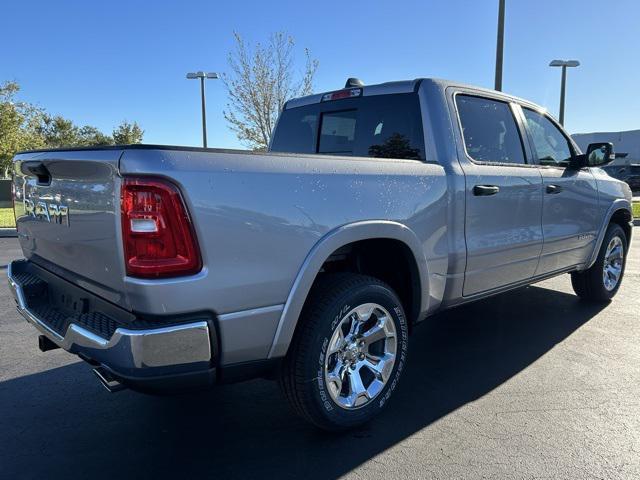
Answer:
267, 221, 429, 359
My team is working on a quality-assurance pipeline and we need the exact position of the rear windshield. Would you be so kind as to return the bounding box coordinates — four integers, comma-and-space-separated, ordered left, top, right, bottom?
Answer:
270, 93, 425, 160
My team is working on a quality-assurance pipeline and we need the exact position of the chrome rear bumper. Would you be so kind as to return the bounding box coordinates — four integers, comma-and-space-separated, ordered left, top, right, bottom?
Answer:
8, 260, 215, 388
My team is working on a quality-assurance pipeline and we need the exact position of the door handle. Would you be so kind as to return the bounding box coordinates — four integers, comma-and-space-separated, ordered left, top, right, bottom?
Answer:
546, 184, 563, 194
473, 185, 500, 196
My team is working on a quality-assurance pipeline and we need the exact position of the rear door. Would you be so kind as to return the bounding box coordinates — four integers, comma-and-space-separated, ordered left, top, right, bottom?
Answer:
519, 107, 599, 274
453, 93, 544, 296
12, 149, 128, 306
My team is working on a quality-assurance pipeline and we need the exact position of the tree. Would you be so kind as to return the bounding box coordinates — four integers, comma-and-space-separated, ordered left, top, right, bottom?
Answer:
79, 125, 113, 146
0, 81, 45, 177
36, 114, 114, 148
0, 80, 145, 177
113, 120, 144, 144
38, 115, 82, 148
223, 32, 318, 150
368, 133, 422, 160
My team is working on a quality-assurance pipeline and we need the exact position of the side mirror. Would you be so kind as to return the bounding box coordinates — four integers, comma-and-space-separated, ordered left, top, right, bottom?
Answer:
571, 142, 615, 169
586, 142, 615, 166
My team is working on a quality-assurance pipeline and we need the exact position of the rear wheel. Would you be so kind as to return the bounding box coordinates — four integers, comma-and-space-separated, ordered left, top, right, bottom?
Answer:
571, 223, 627, 302
279, 273, 409, 430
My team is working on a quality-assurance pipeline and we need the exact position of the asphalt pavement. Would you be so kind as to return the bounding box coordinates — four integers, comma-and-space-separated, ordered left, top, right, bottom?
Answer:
1, 234, 639, 479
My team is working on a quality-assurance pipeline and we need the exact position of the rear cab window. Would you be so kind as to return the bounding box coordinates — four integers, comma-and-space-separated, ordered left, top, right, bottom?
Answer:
270, 93, 425, 160
319, 110, 357, 154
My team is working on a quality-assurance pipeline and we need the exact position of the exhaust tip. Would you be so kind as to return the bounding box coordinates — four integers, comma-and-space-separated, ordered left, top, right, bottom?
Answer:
93, 367, 126, 393
38, 335, 60, 352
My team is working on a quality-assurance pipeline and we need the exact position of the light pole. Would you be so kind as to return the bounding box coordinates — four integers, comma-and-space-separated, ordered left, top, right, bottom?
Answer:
494, 0, 506, 91
549, 60, 580, 126
186, 71, 219, 148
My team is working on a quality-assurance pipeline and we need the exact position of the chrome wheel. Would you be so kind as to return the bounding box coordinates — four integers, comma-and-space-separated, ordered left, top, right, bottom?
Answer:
324, 303, 397, 409
602, 236, 624, 291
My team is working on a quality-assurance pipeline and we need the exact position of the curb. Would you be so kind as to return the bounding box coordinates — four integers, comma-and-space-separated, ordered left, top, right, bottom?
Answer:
0, 228, 17, 238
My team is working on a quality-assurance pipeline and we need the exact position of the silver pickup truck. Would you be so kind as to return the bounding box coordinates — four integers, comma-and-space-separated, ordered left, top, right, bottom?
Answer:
8, 78, 634, 430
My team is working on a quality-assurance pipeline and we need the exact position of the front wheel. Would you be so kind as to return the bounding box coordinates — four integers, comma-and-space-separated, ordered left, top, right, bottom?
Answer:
279, 273, 409, 430
571, 223, 627, 302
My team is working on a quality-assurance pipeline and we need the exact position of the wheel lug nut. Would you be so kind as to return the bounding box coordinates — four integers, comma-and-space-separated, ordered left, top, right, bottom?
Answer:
359, 353, 365, 360
350, 364, 356, 370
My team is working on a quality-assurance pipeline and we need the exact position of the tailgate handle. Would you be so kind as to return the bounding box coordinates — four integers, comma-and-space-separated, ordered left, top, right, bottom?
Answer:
26, 163, 51, 186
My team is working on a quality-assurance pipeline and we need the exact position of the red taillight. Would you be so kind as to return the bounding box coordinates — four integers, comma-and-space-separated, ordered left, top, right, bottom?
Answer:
121, 177, 202, 278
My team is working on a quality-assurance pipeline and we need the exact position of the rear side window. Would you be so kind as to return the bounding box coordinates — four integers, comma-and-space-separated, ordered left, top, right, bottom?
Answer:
270, 93, 425, 160
456, 95, 526, 164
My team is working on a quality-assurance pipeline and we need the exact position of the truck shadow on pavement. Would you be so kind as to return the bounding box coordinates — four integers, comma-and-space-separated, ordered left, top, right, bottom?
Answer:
0, 284, 606, 479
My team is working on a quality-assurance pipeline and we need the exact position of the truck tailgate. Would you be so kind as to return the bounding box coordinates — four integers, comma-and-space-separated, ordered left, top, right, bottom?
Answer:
12, 149, 128, 307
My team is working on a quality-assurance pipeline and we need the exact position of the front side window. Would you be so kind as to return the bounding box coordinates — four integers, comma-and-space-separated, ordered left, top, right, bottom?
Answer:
456, 95, 526, 164
522, 108, 573, 167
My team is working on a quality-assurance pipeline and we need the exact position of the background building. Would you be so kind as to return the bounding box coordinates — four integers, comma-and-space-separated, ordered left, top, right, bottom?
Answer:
573, 129, 640, 166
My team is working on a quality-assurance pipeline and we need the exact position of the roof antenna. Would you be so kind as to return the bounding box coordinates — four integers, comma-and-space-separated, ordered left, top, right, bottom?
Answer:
345, 78, 364, 88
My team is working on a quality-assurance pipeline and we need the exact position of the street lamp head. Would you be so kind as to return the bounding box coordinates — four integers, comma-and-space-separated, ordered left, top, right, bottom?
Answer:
549, 59, 580, 67
186, 71, 219, 80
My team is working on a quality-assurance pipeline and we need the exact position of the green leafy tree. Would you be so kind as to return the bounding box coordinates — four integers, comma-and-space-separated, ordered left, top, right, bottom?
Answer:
113, 120, 144, 144
223, 32, 318, 150
0, 81, 45, 177
368, 133, 422, 160
79, 125, 113, 146
0, 81, 144, 177
38, 115, 115, 148
1, 80, 145, 177
38, 115, 82, 148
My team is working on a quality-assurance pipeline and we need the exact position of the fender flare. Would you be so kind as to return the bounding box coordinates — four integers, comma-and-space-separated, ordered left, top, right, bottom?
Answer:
585, 199, 633, 269
267, 220, 429, 358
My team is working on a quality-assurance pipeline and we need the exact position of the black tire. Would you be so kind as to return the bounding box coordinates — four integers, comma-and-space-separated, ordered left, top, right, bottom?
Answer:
279, 273, 409, 431
571, 223, 627, 302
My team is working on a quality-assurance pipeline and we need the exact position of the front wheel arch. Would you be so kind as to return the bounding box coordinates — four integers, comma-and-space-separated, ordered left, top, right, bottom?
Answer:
572, 222, 627, 302
585, 202, 632, 270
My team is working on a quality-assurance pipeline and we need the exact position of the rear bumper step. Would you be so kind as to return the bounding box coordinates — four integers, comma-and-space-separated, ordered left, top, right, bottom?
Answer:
38, 335, 60, 352
8, 259, 216, 390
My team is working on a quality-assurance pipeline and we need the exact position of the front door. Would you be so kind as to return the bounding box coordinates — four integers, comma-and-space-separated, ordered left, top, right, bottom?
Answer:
520, 108, 600, 274
455, 94, 544, 296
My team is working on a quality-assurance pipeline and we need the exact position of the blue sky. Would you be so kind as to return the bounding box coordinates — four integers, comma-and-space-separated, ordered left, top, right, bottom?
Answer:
3, 0, 638, 148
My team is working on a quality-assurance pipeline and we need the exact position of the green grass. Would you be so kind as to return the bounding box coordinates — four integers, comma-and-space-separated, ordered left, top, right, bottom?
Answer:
0, 208, 15, 228
633, 202, 640, 219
